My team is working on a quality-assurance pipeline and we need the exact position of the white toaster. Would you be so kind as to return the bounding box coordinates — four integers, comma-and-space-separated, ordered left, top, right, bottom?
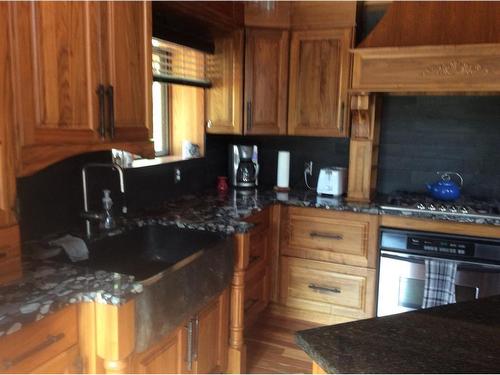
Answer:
317, 167, 347, 196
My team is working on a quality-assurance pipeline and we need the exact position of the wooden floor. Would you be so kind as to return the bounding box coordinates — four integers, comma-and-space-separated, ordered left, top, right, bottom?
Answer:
246, 310, 322, 374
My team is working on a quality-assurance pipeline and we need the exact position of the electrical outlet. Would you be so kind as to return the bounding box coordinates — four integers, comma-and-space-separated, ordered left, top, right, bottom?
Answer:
174, 168, 181, 183
304, 161, 313, 176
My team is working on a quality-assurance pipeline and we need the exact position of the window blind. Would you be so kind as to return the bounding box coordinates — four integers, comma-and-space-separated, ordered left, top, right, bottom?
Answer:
152, 38, 211, 88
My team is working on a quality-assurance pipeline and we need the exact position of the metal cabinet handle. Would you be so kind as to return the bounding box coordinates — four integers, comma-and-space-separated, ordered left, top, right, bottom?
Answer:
186, 319, 194, 371
247, 101, 253, 131
193, 317, 199, 362
310, 231, 343, 240
106, 85, 115, 139
1, 333, 65, 370
308, 283, 341, 294
97, 85, 106, 138
207, 120, 212, 129
338, 101, 345, 132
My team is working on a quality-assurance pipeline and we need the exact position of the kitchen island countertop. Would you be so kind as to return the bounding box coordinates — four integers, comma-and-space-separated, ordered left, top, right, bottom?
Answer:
296, 295, 500, 374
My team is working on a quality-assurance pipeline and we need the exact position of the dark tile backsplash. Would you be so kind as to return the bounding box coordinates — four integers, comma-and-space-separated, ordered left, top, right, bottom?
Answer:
376, 96, 500, 199
205, 135, 350, 189
17, 95, 500, 242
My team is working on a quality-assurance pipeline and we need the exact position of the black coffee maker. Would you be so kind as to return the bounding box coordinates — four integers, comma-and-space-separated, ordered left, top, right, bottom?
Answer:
228, 145, 259, 188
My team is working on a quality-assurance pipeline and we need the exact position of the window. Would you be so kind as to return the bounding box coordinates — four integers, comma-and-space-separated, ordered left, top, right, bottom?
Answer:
151, 38, 209, 158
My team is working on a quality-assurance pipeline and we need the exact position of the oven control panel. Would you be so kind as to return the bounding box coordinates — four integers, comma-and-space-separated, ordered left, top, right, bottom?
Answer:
407, 236, 475, 257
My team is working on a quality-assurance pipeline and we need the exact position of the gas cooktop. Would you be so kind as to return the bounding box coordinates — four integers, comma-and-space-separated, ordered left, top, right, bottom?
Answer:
378, 192, 500, 220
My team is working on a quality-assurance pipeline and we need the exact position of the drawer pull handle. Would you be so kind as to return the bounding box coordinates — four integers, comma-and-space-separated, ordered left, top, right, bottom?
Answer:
1, 333, 65, 370
310, 231, 343, 240
308, 283, 341, 294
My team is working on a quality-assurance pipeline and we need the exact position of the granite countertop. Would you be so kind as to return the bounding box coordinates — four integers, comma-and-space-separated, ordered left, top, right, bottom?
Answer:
0, 259, 142, 338
296, 296, 500, 374
1, 187, 498, 340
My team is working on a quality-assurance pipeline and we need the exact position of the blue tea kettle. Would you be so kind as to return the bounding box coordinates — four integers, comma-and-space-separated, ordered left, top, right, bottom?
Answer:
426, 171, 464, 201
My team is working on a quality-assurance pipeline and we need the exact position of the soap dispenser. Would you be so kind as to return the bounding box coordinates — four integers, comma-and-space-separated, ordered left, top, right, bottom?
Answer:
101, 189, 115, 230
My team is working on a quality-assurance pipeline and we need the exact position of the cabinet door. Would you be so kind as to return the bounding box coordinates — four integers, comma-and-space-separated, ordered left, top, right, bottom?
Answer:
288, 28, 352, 137
31, 346, 81, 374
195, 290, 229, 374
103, 1, 151, 142
0, 3, 17, 227
9, 2, 102, 146
133, 327, 186, 374
205, 30, 244, 135
244, 29, 289, 135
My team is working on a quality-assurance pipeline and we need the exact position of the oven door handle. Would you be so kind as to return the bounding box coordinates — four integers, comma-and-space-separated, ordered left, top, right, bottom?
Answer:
381, 250, 500, 271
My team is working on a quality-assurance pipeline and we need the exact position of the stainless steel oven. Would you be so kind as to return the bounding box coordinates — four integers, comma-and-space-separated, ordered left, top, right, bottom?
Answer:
377, 228, 500, 317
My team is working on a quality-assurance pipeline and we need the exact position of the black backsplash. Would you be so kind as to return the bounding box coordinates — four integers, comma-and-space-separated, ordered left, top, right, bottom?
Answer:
377, 96, 500, 199
17, 96, 500, 242
205, 135, 350, 189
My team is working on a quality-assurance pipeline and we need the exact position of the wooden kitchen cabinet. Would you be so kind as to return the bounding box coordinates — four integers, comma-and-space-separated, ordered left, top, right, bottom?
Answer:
205, 30, 244, 135
280, 206, 379, 268
192, 291, 229, 373
102, 1, 151, 142
8, 1, 153, 176
274, 207, 378, 325
280, 256, 376, 325
132, 289, 229, 374
133, 326, 186, 374
244, 29, 289, 135
0, 2, 17, 228
0, 305, 78, 374
287, 28, 352, 137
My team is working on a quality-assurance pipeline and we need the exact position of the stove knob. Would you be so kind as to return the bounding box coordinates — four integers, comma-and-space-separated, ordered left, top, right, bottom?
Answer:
416, 203, 426, 210
449, 206, 458, 213
460, 206, 469, 214
438, 205, 447, 212
428, 204, 436, 211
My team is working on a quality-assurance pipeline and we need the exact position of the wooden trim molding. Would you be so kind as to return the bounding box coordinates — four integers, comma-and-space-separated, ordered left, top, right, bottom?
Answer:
346, 93, 381, 202
352, 43, 500, 93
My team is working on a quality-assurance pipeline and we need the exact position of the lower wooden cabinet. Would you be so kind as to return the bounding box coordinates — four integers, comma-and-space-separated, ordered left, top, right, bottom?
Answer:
31, 346, 82, 374
279, 256, 376, 325
0, 305, 78, 374
132, 289, 229, 374
133, 326, 186, 374
274, 207, 379, 325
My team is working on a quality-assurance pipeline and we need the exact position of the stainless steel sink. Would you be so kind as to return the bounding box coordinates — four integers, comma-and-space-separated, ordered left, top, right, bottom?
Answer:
57, 224, 234, 352
69, 224, 224, 282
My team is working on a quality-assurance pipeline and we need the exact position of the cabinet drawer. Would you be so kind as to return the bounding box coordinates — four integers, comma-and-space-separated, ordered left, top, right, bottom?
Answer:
281, 207, 378, 268
0, 305, 78, 373
280, 256, 376, 321
30, 345, 81, 374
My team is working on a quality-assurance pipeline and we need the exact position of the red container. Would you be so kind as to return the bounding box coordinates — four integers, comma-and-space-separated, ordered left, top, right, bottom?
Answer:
217, 176, 229, 193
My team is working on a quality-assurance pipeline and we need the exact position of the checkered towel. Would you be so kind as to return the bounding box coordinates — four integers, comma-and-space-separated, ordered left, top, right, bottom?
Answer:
422, 259, 457, 308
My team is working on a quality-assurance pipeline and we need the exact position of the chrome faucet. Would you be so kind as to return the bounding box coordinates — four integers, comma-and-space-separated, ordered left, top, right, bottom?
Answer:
81, 163, 127, 238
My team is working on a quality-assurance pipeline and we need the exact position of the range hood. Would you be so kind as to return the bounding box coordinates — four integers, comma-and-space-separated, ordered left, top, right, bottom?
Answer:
351, 1, 500, 93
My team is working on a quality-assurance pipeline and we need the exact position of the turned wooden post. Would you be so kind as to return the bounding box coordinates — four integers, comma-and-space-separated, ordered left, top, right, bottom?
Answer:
227, 234, 250, 373
95, 300, 135, 374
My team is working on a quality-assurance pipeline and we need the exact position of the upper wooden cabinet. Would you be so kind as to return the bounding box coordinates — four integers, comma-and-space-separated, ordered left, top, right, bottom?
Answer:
205, 30, 244, 135
288, 28, 352, 137
103, 1, 151, 142
8, 1, 153, 176
244, 29, 289, 135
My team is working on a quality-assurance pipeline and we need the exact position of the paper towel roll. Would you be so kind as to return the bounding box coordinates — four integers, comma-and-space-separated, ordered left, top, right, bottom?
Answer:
277, 151, 290, 188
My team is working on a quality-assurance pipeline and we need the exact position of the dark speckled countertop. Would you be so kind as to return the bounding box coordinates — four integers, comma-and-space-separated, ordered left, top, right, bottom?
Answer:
1, 188, 499, 340
296, 296, 500, 374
